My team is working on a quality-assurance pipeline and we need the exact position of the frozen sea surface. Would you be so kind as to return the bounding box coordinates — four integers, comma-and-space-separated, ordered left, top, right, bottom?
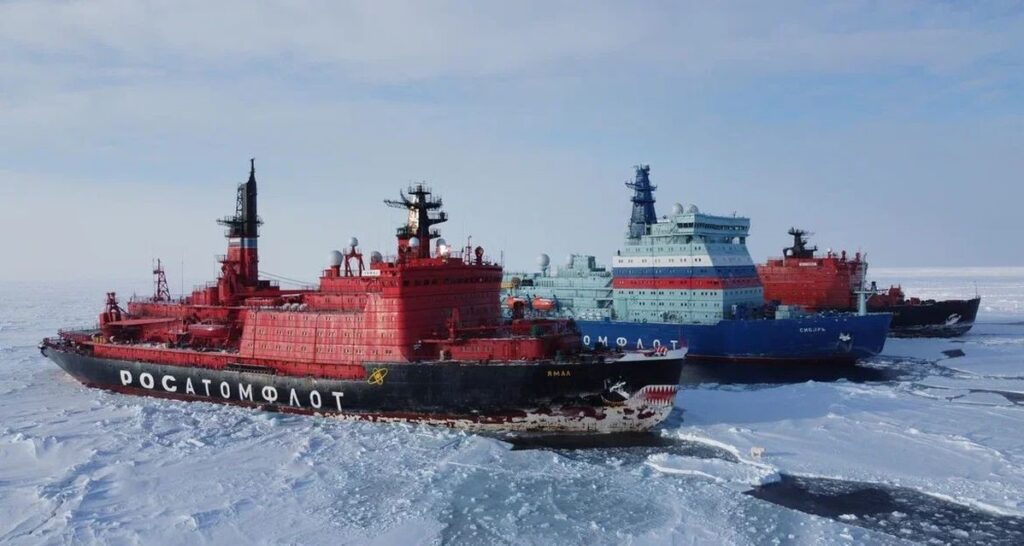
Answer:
1, 268, 1023, 545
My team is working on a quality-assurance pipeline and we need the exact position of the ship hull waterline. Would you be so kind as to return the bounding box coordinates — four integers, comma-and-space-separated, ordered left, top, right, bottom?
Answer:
574, 313, 892, 365
882, 297, 981, 338
41, 344, 683, 434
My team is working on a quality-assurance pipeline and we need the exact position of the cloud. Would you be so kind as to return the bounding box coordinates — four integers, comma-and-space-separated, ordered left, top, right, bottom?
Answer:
1, 1, 1019, 85
0, 1, 1021, 280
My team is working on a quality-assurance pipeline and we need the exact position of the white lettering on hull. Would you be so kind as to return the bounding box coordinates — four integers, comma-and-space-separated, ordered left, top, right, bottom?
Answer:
580, 334, 680, 352
115, 368, 344, 412
238, 383, 253, 402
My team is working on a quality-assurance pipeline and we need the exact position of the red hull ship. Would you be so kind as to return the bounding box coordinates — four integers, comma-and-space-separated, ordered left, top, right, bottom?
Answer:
41, 161, 682, 433
758, 229, 980, 337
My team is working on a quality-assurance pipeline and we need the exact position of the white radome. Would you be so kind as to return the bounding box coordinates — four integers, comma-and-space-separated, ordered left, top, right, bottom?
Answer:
408, 237, 420, 248
672, 203, 684, 215
537, 253, 551, 268
370, 251, 383, 264
348, 236, 359, 249
328, 250, 343, 267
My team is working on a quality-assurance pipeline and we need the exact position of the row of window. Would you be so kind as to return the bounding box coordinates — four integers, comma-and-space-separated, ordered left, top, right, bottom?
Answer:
628, 301, 720, 308
617, 288, 761, 296
402, 276, 499, 287
253, 343, 397, 357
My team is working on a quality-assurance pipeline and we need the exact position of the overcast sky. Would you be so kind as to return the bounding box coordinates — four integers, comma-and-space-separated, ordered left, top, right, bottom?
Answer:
1, 1, 1021, 284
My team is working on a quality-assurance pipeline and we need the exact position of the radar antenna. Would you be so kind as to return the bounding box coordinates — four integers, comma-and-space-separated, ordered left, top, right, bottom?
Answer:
385, 183, 448, 258
784, 227, 817, 259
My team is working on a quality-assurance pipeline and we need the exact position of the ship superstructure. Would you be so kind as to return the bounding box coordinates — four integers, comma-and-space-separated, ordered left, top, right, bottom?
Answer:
503, 166, 892, 363
613, 177, 762, 324
758, 228, 868, 311
758, 229, 980, 337
505, 255, 614, 321
41, 161, 683, 433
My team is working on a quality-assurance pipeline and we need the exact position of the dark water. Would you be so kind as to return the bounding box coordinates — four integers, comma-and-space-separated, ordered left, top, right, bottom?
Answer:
511, 433, 1024, 545
506, 431, 737, 465
748, 474, 1024, 545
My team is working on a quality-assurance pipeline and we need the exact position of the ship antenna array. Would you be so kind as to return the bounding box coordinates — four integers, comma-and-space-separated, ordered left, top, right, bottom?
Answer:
152, 258, 171, 301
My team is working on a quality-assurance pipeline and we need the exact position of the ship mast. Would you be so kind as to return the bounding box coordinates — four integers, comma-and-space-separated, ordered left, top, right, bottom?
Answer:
626, 165, 657, 239
784, 228, 817, 259
385, 184, 447, 259
152, 259, 171, 301
217, 159, 263, 285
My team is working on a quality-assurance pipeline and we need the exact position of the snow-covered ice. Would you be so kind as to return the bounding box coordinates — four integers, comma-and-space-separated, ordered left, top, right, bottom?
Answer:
2, 268, 1023, 545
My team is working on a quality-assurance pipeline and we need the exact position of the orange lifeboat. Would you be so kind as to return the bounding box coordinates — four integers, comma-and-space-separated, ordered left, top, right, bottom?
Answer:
504, 296, 526, 308
532, 297, 556, 311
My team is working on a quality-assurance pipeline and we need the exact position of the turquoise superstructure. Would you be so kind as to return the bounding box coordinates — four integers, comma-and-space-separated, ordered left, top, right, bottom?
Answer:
613, 203, 762, 324
506, 255, 613, 321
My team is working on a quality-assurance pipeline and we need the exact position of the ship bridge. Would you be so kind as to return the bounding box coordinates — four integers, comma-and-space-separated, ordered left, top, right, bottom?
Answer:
615, 196, 763, 324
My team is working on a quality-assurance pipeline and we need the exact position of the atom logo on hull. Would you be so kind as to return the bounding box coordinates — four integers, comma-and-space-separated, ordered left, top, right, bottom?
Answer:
367, 368, 389, 385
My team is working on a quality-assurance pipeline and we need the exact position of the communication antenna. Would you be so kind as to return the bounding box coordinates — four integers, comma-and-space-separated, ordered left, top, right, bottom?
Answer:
153, 259, 171, 302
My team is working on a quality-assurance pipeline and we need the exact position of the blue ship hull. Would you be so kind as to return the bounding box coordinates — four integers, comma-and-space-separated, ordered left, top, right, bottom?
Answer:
576, 313, 891, 364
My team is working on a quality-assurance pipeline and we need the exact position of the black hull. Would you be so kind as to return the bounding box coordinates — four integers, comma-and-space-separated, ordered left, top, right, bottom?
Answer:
877, 297, 981, 338
41, 345, 683, 433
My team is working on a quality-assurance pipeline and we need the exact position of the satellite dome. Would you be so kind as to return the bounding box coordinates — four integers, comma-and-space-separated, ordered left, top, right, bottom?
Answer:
328, 250, 343, 267
686, 204, 699, 214
436, 238, 450, 256
537, 253, 550, 267
408, 237, 420, 248
370, 251, 383, 264
435, 238, 447, 248
348, 236, 359, 249
565, 254, 574, 266
671, 203, 684, 215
